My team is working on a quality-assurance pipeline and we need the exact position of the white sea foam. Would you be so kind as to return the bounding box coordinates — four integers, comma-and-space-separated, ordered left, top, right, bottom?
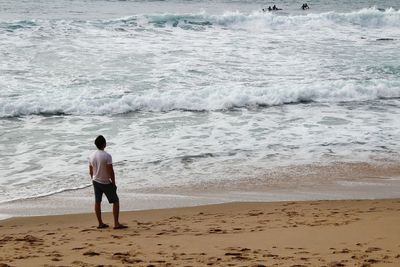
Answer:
1, 7, 399, 32
1, 79, 399, 117
1, 2, 400, 206
1, 8, 399, 118
138, 7, 400, 28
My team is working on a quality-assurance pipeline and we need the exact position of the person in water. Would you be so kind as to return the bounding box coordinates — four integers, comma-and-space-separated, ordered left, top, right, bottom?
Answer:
262, 5, 281, 12
262, 6, 272, 12
89, 135, 127, 229
301, 3, 310, 10
272, 5, 282, 11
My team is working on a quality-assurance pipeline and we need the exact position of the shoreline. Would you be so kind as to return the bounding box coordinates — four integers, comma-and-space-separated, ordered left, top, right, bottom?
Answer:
1, 182, 400, 221
1, 162, 400, 220
1, 198, 399, 266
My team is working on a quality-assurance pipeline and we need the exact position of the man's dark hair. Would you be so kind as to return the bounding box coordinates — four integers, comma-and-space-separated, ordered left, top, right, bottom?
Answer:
94, 135, 106, 149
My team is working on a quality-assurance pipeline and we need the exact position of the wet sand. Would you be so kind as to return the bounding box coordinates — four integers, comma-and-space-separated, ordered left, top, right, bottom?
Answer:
1, 162, 400, 221
1, 198, 399, 266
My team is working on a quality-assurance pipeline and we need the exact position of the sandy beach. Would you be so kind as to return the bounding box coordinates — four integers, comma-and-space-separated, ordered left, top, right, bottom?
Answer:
1, 1, 400, 267
1, 198, 399, 267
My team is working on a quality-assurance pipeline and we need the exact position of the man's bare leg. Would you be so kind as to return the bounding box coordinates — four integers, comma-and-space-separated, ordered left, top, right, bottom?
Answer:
113, 202, 120, 227
113, 202, 127, 229
95, 202, 108, 228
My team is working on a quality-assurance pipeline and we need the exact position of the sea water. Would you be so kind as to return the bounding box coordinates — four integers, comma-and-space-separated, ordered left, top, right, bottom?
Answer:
1, 0, 400, 204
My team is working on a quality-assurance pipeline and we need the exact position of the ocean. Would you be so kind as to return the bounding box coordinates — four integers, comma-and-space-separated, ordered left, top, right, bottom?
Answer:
1, 0, 400, 209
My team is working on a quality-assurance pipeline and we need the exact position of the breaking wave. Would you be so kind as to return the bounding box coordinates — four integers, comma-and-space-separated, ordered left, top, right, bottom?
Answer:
139, 7, 400, 29
1, 7, 400, 118
1, 7, 399, 32
1, 80, 400, 117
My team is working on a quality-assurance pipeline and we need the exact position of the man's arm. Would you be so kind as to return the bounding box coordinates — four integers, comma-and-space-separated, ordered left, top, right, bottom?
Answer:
89, 164, 93, 178
108, 164, 116, 185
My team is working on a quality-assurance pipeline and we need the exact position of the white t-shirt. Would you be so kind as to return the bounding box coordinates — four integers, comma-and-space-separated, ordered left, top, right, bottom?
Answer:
89, 150, 113, 184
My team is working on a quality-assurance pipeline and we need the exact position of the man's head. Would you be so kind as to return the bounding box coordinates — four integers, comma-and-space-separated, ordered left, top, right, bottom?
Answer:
94, 135, 106, 150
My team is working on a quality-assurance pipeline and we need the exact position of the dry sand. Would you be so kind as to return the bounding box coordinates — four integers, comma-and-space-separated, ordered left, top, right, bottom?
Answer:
0, 199, 399, 267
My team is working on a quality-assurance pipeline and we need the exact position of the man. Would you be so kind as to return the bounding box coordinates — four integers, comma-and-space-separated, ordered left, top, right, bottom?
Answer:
89, 135, 127, 229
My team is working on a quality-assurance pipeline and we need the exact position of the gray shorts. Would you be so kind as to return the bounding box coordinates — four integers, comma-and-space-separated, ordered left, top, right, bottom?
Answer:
93, 181, 119, 204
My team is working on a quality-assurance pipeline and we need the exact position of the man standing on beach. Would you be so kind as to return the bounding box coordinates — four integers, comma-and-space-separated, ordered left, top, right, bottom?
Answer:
89, 135, 127, 229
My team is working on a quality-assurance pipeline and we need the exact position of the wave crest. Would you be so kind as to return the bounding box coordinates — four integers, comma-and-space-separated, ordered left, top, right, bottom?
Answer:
1, 80, 399, 117
1, 7, 399, 32
129, 7, 400, 29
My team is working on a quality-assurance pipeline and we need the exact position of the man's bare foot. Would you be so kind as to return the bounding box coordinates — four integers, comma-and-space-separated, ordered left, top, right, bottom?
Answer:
114, 224, 128, 229
97, 223, 109, 229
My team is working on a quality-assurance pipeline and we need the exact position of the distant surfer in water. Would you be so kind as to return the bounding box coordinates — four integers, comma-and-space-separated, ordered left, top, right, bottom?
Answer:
262, 6, 272, 12
301, 3, 310, 10
263, 5, 281, 12
272, 5, 282, 11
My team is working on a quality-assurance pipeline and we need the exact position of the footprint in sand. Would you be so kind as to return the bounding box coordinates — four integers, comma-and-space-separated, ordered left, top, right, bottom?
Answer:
224, 252, 250, 260
46, 251, 62, 258
80, 228, 96, 232
364, 258, 380, 264
112, 252, 137, 262
328, 261, 346, 267
121, 258, 143, 264
294, 251, 310, 255
247, 210, 264, 216
333, 248, 351, 254
72, 247, 86, 250
71, 260, 91, 266
0, 236, 13, 244
15, 235, 43, 244
169, 216, 182, 221
208, 228, 226, 234
365, 247, 382, 253
82, 250, 100, 256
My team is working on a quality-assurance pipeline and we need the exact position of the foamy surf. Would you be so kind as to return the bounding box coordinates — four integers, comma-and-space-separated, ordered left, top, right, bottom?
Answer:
2, 7, 400, 31
1, 1, 400, 205
1, 79, 400, 117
